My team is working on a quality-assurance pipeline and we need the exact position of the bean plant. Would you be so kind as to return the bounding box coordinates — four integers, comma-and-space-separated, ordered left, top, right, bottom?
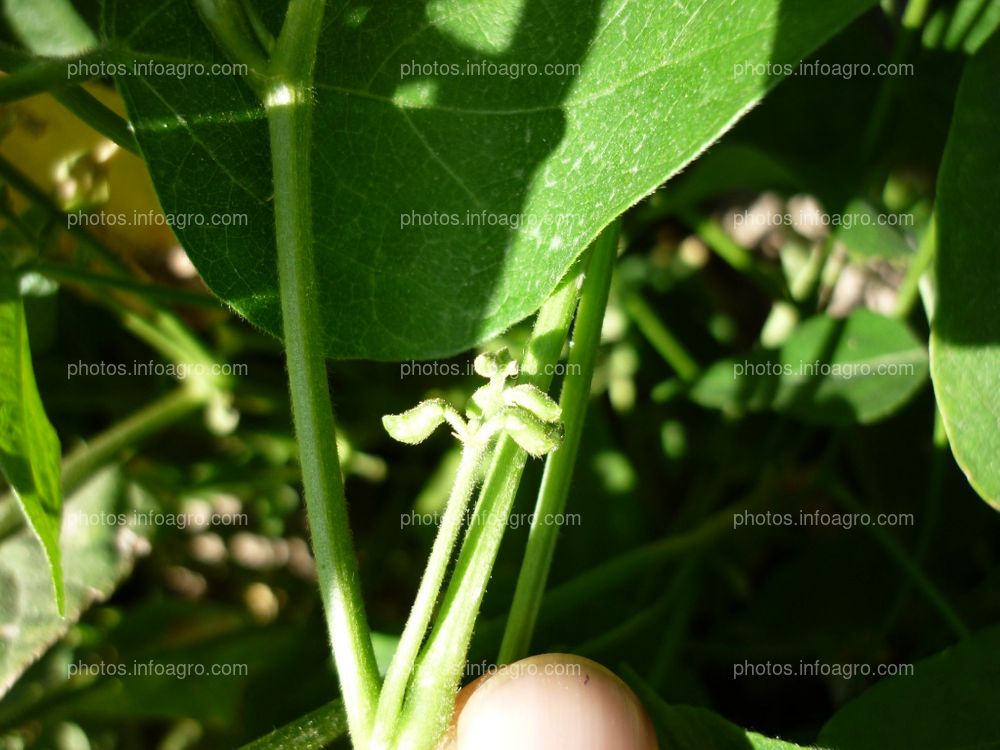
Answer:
0, 0, 998, 748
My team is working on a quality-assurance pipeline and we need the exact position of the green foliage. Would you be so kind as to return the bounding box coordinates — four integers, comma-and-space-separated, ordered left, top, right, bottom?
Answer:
239, 700, 346, 750
930, 33, 1000, 509
819, 625, 1000, 749
922, 0, 1000, 53
0, 469, 145, 694
0, 2, 997, 749
108, 0, 873, 360
0, 266, 64, 615
1, 0, 96, 56
630, 674, 819, 750
833, 199, 913, 261
691, 310, 929, 424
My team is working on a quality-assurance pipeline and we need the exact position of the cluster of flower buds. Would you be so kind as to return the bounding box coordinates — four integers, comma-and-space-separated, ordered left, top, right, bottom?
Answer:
382, 349, 564, 457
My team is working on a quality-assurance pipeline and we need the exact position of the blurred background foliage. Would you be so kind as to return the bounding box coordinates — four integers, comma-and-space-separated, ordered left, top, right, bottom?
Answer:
1, 1, 999, 749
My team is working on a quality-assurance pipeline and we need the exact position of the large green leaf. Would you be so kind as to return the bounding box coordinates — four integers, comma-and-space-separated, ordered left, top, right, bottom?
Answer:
0, 266, 64, 614
105, 0, 874, 360
628, 672, 821, 750
691, 309, 928, 424
650, 704, 819, 750
0, 468, 148, 696
819, 625, 1000, 749
239, 700, 347, 750
2, 0, 97, 56
930, 33, 1000, 510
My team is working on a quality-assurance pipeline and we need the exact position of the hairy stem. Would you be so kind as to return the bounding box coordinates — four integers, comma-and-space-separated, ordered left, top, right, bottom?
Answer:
392, 225, 618, 750
265, 1, 379, 744
370, 444, 485, 749
498, 222, 618, 663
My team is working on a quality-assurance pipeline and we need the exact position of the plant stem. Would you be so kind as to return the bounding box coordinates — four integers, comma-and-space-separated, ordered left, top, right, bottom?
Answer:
575, 559, 700, 659
0, 44, 139, 153
859, 0, 933, 162
391, 224, 618, 750
265, 1, 379, 744
828, 482, 970, 640
893, 213, 935, 319
0, 156, 215, 367
51, 86, 140, 154
620, 290, 699, 382
193, 0, 269, 76
24, 261, 218, 308
506, 496, 736, 631
60, 389, 204, 493
678, 207, 785, 299
370, 444, 484, 749
497, 224, 618, 664
0, 48, 103, 102
876, 408, 948, 642
0, 387, 206, 539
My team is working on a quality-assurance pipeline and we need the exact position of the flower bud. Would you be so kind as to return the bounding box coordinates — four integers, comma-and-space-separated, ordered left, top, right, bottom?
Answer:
502, 408, 564, 457
503, 384, 561, 423
383, 398, 462, 444
474, 349, 518, 380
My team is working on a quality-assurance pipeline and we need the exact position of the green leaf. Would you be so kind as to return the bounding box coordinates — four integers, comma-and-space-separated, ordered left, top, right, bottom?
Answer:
54, 623, 307, 726
0, 267, 64, 615
819, 625, 1000, 749
639, 143, 807, 220
922, 0, 1000, 54
832, 199, 913, 261
691, 309, 928, 424
1, 0, 97, 56
930, 33, 1000, 510
651, 703, 820, 750
628, 671, 821, 750
239, 700, 347, 750
0, 468, 149, 696
106, 0, 875, 360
